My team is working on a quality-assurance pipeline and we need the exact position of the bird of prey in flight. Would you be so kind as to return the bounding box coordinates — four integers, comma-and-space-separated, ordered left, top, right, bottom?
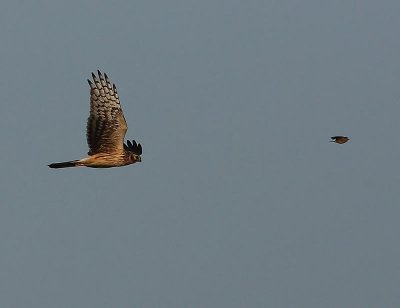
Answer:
330, 136, 349, 144
49, 70, 142, 168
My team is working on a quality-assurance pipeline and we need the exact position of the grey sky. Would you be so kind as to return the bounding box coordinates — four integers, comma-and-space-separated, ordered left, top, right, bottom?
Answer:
1, 0, 400, 307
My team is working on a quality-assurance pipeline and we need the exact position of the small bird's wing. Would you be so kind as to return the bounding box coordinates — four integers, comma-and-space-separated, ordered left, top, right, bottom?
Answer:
330, 136, 339, 140
86, 71, 128, 155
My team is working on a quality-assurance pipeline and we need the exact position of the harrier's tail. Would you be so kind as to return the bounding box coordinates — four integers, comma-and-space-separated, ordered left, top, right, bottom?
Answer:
48, 160, 79, 169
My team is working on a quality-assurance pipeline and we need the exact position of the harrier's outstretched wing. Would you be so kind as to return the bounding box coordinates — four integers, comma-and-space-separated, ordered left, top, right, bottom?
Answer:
86, 70, 128, 155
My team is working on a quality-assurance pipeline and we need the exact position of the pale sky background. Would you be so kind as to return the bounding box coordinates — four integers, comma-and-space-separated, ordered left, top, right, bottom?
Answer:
1, 1, 400, 307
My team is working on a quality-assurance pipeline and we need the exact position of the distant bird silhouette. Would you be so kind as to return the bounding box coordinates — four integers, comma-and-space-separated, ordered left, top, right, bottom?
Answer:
330, 136, 349, 144
49, 70, 142, 168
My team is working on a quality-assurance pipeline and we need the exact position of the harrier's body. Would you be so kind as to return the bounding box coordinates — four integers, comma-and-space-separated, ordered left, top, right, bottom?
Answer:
330, 136, 349, 144
49, 71, 142, 169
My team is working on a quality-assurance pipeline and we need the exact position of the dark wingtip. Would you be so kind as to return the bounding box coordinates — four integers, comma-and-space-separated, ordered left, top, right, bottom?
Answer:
125, 139, 142, 155
48, 161, 77, 169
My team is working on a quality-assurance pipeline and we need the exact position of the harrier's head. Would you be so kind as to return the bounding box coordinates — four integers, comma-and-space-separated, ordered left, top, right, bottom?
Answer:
124, 140, 142, 163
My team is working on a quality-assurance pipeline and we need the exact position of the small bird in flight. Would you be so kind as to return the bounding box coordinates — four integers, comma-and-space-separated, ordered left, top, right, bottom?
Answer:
330, 136, 349, 144
49, 70, 142, 168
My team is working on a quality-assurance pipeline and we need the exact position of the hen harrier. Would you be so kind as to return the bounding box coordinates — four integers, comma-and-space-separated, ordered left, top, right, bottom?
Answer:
48, 70, 142, 168
330, 136, 349, 144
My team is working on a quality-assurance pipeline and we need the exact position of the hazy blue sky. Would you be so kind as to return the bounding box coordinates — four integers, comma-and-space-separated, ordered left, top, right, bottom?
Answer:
1, 0, 400, 307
